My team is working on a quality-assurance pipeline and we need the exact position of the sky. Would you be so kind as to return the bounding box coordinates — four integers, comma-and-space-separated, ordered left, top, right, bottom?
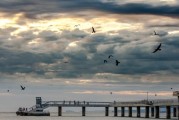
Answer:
0, 0, 179, 112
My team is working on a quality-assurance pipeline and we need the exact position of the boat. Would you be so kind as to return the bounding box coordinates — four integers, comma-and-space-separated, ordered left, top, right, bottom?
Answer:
16, 107, 50, 116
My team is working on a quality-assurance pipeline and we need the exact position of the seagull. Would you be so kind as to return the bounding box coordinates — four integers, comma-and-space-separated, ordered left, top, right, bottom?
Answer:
92, 27, 96, 33
20, 85, 26, 90
154, 31, 159, 36
108, 55, 113, 59
74, 24, 80, 27
153, 43, 162, 53
104, 60, 107, 63
115, 60, 120, 66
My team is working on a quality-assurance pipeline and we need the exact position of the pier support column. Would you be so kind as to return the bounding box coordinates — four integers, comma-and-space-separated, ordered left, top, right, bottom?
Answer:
82, 107, 86, 116
166, 106, 171, 119
105, 107, 109, 116
121, 107, 125, 117
173, 107, 177, 117
137, 106, 140, 117
155, 106, 160, 118
58, 106, 62, 116
128, 107, 132, 117
114, 107, 118, 117
151, 107, 154, 117
145, 106, 149, 118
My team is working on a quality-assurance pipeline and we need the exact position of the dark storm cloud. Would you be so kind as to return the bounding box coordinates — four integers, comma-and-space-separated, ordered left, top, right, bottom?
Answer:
0, 0, 179, 19
0, 48, 63, 74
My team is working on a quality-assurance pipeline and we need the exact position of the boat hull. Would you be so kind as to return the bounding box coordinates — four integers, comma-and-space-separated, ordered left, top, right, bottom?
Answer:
16, 111, 50, 116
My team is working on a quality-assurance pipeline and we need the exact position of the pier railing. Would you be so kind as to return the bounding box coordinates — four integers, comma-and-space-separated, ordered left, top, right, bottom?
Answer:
41, 101, 111, 107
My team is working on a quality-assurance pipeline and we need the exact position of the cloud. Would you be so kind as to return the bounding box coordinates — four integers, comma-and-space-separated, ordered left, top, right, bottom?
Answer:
0, 0, 179, 19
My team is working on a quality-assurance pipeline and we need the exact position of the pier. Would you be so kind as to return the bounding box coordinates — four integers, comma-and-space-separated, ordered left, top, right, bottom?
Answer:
25, 96, 179, 119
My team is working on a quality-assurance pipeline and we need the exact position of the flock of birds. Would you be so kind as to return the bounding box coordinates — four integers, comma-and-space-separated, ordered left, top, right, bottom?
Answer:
90, 27, 163, 95
6, 26, 162, 94
89, 27, 162, 66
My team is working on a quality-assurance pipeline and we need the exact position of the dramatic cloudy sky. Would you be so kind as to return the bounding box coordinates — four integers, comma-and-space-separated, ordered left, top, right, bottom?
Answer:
0, 0, 179, 112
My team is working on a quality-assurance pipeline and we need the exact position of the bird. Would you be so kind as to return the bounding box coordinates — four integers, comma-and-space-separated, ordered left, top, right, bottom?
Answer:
110, 92, 112, 94
92, 27, 96, 33
20, 85, 26, 90
108, 55, 113, 59
171, 88, 173, 90
7, 90, 9, 92
155, 94, 157, 96
74, 24, 80, 27
153, 43, 162, 53
154, 31, 159, 36
115, 60, 120, 66
104, 60, 107, 63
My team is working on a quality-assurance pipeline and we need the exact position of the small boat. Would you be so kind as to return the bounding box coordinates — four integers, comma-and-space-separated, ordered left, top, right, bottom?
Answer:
16, 107, 50, 116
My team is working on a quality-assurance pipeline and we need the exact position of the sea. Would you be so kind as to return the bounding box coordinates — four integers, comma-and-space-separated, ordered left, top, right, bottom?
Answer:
0, 112, 178, 120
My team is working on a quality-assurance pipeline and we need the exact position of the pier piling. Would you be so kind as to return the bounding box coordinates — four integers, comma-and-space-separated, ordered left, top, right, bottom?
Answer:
128, 107, 132, 117
166, 106, 171, 119
105, 107, 109, 116
121, 107, 125, 117
114, 107, 118, 117
82, 107, 86, 116
58, 106, 62, 116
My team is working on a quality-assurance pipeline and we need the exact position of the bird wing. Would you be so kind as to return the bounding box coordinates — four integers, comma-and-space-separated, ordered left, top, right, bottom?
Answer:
153, 43, 161, 53
108, 55, 113, 58
154, 31, 156, 34
92, 27, 95, 32
157, 43, 161, 49
152, 49, 158, 53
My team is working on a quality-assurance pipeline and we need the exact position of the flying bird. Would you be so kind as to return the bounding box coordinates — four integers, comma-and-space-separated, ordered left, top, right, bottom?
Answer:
20, 85, 26, 90
154, 31, 159, 36
7, 90, 9, 92
153, 43, 162, 53
104, 60, 107, 63
108, 55, 113, 59
115, 60, 120, 66
74, 24, 80, 27
92, 27, 96, 33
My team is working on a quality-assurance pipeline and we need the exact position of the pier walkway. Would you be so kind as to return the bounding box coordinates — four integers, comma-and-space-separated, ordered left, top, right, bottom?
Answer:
27, 97, 179, 119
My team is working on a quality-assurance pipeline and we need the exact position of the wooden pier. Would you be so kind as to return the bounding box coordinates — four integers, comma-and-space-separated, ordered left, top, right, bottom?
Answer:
26, 96, 179, 119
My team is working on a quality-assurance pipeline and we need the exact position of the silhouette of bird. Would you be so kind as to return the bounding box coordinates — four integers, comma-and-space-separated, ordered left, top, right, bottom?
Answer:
115, 60, 120, 66
154, 31, 159, 36
74, 24, 80, 27
153, 43, 162, 53
20, 85, 26, 90
104, 60, 107, 63
7, 90, 9, 92
108, 55, 113, 59
171, 88, 173, 90
92, 27, 96, 33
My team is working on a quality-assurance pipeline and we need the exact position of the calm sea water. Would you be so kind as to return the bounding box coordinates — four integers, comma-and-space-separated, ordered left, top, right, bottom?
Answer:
0, 112, 177, 120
